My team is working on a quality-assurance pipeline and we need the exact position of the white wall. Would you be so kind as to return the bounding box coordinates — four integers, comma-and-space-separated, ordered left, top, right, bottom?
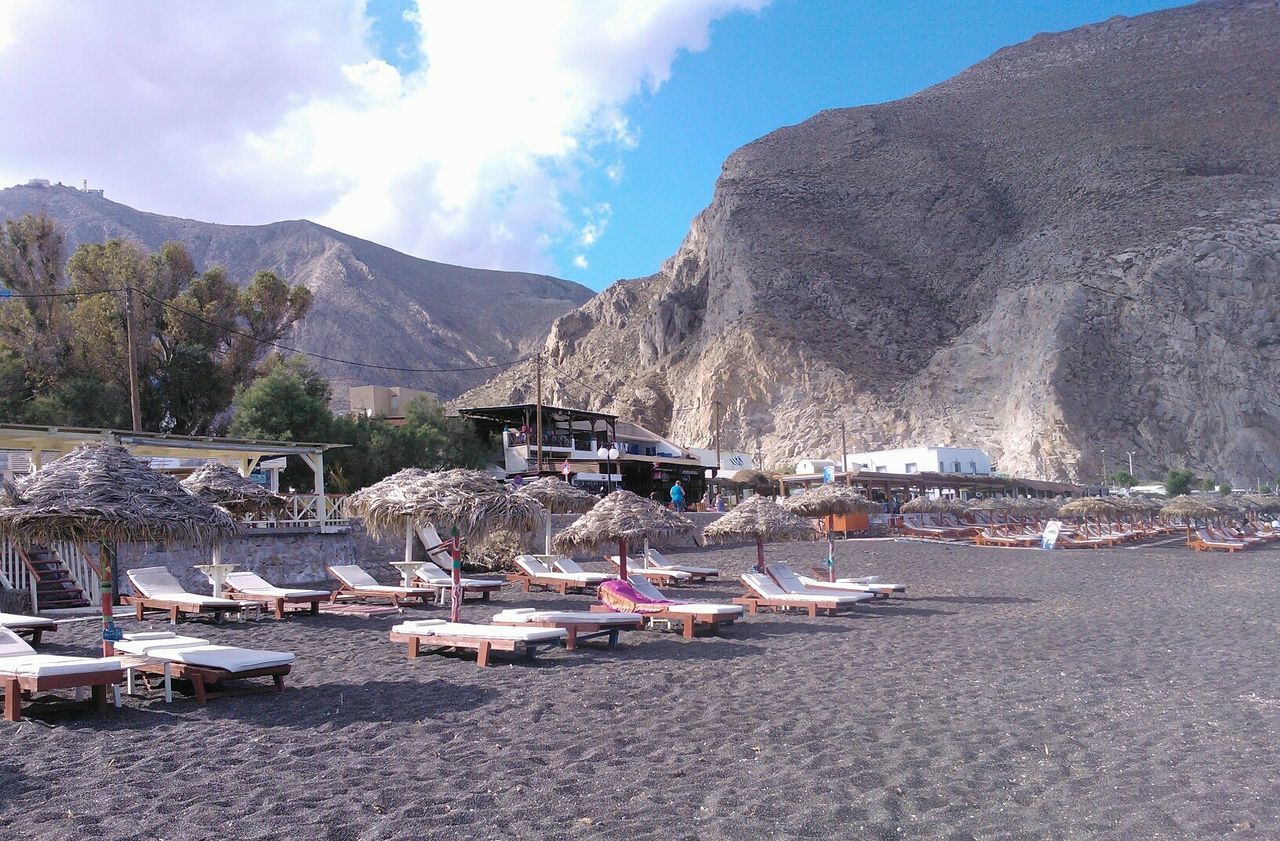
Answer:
845, 446, 992, 475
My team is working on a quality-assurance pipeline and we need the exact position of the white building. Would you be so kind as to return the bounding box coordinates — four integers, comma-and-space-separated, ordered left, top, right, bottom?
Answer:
795, 458, 839, 476
844, 446, 993, 476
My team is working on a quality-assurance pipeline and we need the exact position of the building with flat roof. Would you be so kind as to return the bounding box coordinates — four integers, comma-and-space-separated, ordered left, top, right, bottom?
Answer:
844, 446, 993, 477
348, 385, 437, 425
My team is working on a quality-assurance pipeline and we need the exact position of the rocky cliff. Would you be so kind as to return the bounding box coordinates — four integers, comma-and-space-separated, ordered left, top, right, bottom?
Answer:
458, 0, 1280, 484
0, 185, 594, 402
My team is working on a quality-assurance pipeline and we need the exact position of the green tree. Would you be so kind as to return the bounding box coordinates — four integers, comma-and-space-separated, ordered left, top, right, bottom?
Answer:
228, 357, 335, 491
1261, 485, 1273, 495
1218, 481, 1232, 495
1109, 470, 1138, 488
1198, 477, 1218, 493
1165, 468, 1196, 498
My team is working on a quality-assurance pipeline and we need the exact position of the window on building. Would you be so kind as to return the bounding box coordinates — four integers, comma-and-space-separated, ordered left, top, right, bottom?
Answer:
875, 466, 887, 473
969, 460, 978, 474
953, 460, 961, 473
905, 463, 917, 474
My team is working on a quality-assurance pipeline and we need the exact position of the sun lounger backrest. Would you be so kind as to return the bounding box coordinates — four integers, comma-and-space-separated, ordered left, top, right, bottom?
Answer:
330, 564, 379, 588
0, 627, 35, 658
627, 576, 667, 601
515, 555, 550, 576
225, 570, 274, 591
416, 525, 455, 563
555, 558, 588, 574
127, 566, 189, 597
765, 564, 806, 594
644, 548, 672, 568
742, 573, 786, 598
415, 563, 452, 584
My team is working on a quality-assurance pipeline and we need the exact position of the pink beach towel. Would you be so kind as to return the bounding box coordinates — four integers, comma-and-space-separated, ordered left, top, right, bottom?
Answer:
597, 579, 671, 615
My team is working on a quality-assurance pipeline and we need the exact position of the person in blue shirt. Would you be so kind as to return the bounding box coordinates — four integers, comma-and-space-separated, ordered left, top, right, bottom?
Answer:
669, 480, 686, 512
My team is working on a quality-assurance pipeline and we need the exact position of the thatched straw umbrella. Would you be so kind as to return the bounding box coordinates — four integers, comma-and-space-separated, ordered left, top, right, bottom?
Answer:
518, 476, 599, 554
780, 484, 879, 580
346, 468, 544, 621
730, 469, 779, 497
0, 443, 236, 654
1160, 494, 1220, 542
181, 462, 288, 596
901, 496, 954, 514
704, 495, 818, 572
551, 490, 694, 581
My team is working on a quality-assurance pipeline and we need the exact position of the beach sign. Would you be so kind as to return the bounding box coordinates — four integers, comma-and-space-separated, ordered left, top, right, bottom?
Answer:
561, 460, 571, 478
1041, 519, 1062, 550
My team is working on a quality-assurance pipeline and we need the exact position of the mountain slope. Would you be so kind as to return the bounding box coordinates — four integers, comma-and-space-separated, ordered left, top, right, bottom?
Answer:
0, 184, 594, 401
459, 0, 1280, 483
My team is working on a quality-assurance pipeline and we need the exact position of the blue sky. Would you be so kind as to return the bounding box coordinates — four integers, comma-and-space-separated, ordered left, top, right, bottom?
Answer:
561, 0, 1185, 290
0, 1, 1187, 292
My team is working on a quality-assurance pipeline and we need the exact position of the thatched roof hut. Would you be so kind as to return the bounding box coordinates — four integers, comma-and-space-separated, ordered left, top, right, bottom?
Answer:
346, 468, 544, 541
0, 443, 236, 547
704, 495, 818, 544
552, 490, 694, 556
518, 477, 598, 514
780, 484, 879, 518
180, 462, 287, 518
1160, 495, 1219, 520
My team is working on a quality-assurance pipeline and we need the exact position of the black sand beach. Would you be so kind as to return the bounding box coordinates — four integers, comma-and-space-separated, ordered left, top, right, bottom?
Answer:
4, 539, 1278, 840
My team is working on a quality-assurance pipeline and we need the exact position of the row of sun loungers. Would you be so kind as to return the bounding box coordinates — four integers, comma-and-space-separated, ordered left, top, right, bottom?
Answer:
1188, 525, 1280, 552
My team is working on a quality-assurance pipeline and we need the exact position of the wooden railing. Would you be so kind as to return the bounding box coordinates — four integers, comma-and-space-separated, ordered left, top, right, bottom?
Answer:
240, 493, 349, 532
0, 540, 100, 613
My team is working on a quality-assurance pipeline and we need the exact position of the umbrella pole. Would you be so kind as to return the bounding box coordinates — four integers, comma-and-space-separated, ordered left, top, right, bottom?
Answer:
404, 520, 414, 564
827, 529, 836, 582
449, 527, 462, 623
99, 541, 115, 657
755, 536, 766, 574
544, 513, 553, 556
618, 539, 628, 582
643, 537, 650, 568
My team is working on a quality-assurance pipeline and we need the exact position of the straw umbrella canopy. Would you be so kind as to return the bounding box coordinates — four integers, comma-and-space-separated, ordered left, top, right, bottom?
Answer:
780, 484, 880, 579
901, 496, 955, 514
180, 462, 287, 518
1057, 497, 1118, 518
0, 443, 236, 654
346, 468, 545, 621
704, 495, 818, 573
552, 490, 694, 581
1160, 494, 1220, 541
728, 469, 780, 496
518, 476, 599, 554
180, 462, 287, 595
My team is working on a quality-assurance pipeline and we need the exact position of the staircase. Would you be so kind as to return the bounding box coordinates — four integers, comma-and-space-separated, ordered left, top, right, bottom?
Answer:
19, 546, 91, 610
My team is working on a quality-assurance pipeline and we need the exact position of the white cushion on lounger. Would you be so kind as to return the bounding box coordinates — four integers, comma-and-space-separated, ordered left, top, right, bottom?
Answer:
491, 609, 643, 625
514, 557, 593, 583
551, 558, 614, 582
226, 571, 328, 599
605, 556, 690, 580
0, 612, 57, 629
769, 565, 874, 602
0, 628, 117, 676
117, 632, 293, 670
643, 549, 718, 576
127, 566, 241, 607
394, 619, 566, 643
413, 564, 500, 588
663, 603, 744, 617
744, 573, 868, 606
332, 564, 431, 594
818, 576, 903, 593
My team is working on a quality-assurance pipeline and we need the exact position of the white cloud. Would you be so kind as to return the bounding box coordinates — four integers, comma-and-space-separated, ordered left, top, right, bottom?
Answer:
0, 0, 768, 276
572, 255, 589, 270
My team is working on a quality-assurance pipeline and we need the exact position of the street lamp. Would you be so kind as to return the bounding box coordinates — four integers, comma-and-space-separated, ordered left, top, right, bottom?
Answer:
596, 445, 620, 493
1126, 451, 1136, 478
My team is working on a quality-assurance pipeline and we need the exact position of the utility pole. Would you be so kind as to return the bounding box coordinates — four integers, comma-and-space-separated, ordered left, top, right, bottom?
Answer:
534, 353, 544, 472
1126, 451, 1136, 478
712, 400, 723, 478
1099, 448, 1107, 488
123, 285, 142, 432
840, 421, 849, 485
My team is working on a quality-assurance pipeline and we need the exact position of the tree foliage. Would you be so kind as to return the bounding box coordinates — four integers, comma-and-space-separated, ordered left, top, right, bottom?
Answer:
229, 360, 492, 492
0, 214, 311, 432
1165, 468, 1197, 498
1109, 470, 1138, 488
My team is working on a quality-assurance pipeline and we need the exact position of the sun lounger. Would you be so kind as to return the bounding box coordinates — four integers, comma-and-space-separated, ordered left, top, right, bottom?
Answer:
1189, 528, 1248, 553
507, 556, 601, 594
641, 548, 720, 582
490, 608, 644, 651
594, 578, 743, 638
413, 562, 505, 601
115, 631, 294, 704
802, 574, 905, 598
735, 572, 867, 617
0, 611, 58, 645
551, 557, 617, 584
602, 555, 690, 586
328, 564, 433, 606
0, 628, 123, 722
390, 619, 567, 667
223, 571, 330, 619
767, 565, 876, 606
124, 566, 245, 622
973, 527, 1041, 547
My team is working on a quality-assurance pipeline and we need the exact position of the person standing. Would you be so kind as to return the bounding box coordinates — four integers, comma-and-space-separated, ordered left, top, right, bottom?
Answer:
670, 480, 686, 513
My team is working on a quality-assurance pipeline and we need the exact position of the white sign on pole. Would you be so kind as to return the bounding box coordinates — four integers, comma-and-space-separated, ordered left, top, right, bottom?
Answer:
1041, 519, 1062, 550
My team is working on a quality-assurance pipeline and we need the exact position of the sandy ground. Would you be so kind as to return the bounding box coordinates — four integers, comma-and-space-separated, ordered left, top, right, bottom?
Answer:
3, 537, 1279, 840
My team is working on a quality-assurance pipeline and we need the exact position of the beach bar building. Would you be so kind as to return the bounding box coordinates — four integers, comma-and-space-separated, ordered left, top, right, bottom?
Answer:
455, 403, 707, 500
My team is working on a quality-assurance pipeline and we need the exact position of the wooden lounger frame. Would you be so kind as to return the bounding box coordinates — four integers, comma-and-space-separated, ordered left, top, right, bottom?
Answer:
2, 666, 124, 722
490, 616, 644, 651
121, 596, 241, 623
2, 620, 58, 645
390, 630, 563, 667
132, 661, 291, 704
418, 580, 502, 602
326, 567, 433, 607
221, 585, 325, 620
732, 594, 850, 617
